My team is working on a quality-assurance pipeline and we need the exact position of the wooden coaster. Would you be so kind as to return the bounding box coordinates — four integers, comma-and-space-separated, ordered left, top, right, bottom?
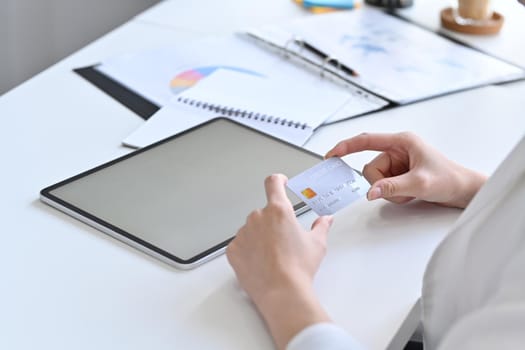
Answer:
440, 7, 504, 35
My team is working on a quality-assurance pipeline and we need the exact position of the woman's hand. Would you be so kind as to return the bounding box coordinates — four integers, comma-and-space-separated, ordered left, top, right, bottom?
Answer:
326, 132, 487, 209
227, 174, 333, 350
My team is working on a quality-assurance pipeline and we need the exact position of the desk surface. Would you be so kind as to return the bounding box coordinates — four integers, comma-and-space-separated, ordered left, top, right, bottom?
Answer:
1, 1, 524, 349
398, 0, 525, 68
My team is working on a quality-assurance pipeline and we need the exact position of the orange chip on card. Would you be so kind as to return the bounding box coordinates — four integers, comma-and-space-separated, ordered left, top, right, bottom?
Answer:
301, 187, 317, 199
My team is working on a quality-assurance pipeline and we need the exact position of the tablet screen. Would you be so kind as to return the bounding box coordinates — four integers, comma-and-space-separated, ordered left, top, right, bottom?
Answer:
41, 118, 322, 267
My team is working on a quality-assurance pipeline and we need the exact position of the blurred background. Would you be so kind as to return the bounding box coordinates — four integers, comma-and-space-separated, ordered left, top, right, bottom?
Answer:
0, 0, 161, 95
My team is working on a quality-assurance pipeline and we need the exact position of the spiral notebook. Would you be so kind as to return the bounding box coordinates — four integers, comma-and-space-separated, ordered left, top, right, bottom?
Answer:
122, 69, 353, 148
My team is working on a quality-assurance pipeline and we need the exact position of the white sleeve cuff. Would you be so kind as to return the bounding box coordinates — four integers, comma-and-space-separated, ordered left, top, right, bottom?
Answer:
286, 322, 365, 350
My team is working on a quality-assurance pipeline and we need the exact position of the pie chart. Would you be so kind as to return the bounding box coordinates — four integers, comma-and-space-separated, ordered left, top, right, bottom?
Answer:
170, 66, 263, 94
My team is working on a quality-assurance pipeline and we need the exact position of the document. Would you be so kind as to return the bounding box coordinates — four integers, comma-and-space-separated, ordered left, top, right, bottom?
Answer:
247, 7, 525, 103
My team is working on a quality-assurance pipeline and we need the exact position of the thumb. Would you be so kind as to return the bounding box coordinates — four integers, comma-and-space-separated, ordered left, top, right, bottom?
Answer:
368, 173, 417, 201
311, 215, 334, 239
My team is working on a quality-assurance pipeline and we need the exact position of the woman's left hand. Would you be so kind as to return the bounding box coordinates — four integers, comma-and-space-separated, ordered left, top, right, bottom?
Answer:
227, 174, 334, 350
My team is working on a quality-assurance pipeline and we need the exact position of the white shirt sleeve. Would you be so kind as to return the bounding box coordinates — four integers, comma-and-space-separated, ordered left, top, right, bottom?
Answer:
286, 323, 365, 350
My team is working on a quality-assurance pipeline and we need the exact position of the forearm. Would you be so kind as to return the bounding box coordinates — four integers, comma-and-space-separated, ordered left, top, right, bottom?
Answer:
254, 282, 331, 350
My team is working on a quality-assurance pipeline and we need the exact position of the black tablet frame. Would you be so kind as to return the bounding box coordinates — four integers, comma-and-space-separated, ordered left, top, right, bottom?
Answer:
40, 117, 322, 268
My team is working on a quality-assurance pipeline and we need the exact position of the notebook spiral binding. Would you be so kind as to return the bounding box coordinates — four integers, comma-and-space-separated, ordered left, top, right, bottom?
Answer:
176, 96, 309, 130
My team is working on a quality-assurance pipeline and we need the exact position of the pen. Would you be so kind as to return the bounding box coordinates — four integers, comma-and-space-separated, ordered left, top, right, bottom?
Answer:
295, 38, 359, 77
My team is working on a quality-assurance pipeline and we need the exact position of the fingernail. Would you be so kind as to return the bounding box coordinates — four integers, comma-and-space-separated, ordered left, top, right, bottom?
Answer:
367, 187, 382, 201
327, 215, 334, 226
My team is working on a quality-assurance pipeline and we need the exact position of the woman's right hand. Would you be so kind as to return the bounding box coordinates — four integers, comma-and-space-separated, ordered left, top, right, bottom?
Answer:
325, 132, 487, 209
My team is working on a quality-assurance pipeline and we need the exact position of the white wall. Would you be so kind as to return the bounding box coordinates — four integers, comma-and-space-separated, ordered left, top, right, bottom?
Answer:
0, 0, 160, 95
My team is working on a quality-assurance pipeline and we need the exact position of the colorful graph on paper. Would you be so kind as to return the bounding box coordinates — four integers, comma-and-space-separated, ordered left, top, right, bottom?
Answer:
170, 66, 264, 94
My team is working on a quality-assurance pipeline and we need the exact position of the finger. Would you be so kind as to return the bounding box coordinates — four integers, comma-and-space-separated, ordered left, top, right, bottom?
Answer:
325, 133, 410, 158
310, 215, 334, 239
225, 240, 237, 265
363, 152, 392, 184
264, 174, 290, 205
367, 173, 418, 201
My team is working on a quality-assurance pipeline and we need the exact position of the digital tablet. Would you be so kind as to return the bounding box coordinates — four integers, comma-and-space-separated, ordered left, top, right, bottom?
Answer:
40, 118, 323, 269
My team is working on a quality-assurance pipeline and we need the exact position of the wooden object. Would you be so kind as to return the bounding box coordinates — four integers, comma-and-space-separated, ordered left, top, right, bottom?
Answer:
440, 7, 504, 35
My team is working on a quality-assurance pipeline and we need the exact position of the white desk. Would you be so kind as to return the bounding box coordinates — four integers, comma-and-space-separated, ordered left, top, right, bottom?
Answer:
398, 0, 525, 68
1, 1, 524, 349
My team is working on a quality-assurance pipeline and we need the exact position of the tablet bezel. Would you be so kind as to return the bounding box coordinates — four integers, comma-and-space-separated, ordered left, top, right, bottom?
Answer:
40, 117, 322, 269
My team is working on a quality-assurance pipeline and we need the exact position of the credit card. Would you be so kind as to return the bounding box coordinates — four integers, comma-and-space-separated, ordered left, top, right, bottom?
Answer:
287, 157, 369, 216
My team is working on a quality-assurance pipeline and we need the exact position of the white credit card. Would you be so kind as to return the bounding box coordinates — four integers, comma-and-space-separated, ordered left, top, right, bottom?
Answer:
287, 157, 369, 216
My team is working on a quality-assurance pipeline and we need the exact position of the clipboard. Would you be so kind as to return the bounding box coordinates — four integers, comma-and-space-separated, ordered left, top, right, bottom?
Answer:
245, 7, 525, 104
